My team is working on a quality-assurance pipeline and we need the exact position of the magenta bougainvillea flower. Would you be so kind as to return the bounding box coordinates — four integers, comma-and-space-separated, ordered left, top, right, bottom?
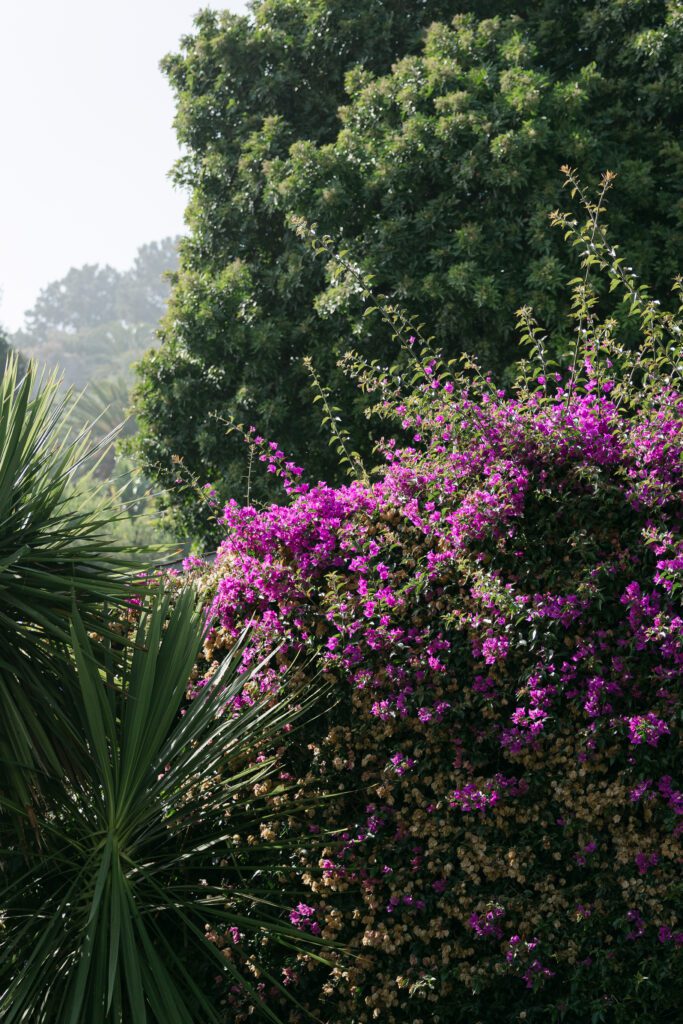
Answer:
180, 207, 682, 1019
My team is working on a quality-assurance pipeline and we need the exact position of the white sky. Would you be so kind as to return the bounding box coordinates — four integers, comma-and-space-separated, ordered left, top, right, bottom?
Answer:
0, 0, 248, 331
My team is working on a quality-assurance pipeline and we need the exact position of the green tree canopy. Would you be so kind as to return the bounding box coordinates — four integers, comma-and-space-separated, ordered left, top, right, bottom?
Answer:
23, 264, 122, 341
132, 0, 683, 540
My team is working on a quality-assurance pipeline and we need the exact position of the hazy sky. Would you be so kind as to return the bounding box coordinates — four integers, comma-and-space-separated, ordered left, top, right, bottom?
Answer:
0, 0, 247, 331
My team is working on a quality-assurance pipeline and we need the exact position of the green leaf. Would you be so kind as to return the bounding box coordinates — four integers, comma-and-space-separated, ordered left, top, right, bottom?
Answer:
1, 589, 338, 1023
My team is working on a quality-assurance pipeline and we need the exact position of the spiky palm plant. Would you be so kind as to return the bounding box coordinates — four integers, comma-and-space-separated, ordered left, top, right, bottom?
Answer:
66, 375, 131, 436
0, 588, 333, 1023
63, 375, 135, 481
0, 356, 142, 809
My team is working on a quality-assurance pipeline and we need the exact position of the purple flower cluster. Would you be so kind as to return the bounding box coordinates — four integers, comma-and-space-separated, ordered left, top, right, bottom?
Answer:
388, 753, 416, 777
187, 343, 682, 1015
469, 905, 505, 939
626, 713, 671, 748
289, 902, 321, 935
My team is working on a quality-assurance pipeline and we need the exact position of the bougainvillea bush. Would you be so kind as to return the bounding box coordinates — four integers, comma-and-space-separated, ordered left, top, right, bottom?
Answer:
183, 176, 682, 1023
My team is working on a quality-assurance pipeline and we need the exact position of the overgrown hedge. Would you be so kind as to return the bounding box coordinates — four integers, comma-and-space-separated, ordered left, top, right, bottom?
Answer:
183, 183, 682, 1022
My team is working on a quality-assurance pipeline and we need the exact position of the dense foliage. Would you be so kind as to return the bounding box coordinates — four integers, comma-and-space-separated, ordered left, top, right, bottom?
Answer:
14, 238, 178, 387
182, 182, 683, 1022
133, 0, 683, 538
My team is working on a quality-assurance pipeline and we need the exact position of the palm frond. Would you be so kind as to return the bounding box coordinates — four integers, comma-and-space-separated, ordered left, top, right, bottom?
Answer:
0, 588, 337, 1023
0, 356, 145, 808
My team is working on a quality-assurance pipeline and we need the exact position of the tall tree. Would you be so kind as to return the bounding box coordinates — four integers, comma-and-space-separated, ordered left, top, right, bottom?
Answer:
116, 237, 181, 324
132, 0, 683, 540
22, 264, 122, 342
14, 238, 178, 387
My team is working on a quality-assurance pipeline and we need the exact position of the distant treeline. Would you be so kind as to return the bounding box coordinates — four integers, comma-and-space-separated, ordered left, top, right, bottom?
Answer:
10, 237, 179, 387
